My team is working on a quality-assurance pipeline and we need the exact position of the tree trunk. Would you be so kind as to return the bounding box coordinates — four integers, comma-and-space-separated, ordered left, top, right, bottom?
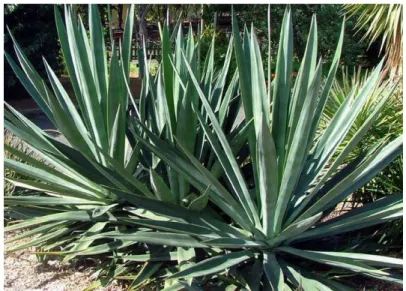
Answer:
200, 4, 204, 33
195, 5, 199, 18
118, 4, 123, 29
162, 5, 166, 25
162, 5, 170, 26
138, 4, 148, 46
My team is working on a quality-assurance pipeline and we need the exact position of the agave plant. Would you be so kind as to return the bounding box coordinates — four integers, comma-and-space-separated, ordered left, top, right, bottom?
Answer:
4, 130, 32, 197
4, 3, 248, 289
134, 9, 244, 209
4, 4, 403, 290
4, 4, 148, 287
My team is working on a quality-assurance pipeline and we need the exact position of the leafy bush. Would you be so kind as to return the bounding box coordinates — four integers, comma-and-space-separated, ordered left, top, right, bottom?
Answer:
203, 4, 375, 68
324, 67, 403, 196
4, 4, 403, 290
325, 67, 403, 255
199, 24, 235, 77
325, 68, 402, 147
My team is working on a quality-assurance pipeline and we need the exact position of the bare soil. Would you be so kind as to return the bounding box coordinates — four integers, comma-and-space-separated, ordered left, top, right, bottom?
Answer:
4, 231, 124, 291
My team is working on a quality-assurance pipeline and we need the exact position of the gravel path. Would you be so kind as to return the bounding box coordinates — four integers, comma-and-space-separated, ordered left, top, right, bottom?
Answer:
4, 232, 124, 291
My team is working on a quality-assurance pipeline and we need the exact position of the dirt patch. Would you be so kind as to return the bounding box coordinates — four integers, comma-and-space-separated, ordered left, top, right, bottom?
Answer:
351, 277, 402, 291
322, 194, 364, 222
4, 232, 124, 291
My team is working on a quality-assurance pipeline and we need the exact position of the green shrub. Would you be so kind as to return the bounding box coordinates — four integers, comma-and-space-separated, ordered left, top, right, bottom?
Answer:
324, 67, 402, 197
325, 67, 403, 255
325, 67, 402, 142
199, 25, 236, 77
203, 4, 374, 68
4, 4, 402, 290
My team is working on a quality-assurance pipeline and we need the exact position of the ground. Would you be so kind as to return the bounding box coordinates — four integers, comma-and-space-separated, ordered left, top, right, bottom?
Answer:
4, 231, 125, 291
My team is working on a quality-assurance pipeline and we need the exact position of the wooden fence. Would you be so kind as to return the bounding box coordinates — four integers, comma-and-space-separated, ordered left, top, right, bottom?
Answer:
107, 40, 161, 61
109, 30, 162, 61
131, 41, 162, 60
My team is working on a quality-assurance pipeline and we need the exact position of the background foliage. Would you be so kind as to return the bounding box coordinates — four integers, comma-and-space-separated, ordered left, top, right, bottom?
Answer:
324, 66, 403, 255
202, 4, 381, 71
4, 4, 63, 100
4, 4, 385, 102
